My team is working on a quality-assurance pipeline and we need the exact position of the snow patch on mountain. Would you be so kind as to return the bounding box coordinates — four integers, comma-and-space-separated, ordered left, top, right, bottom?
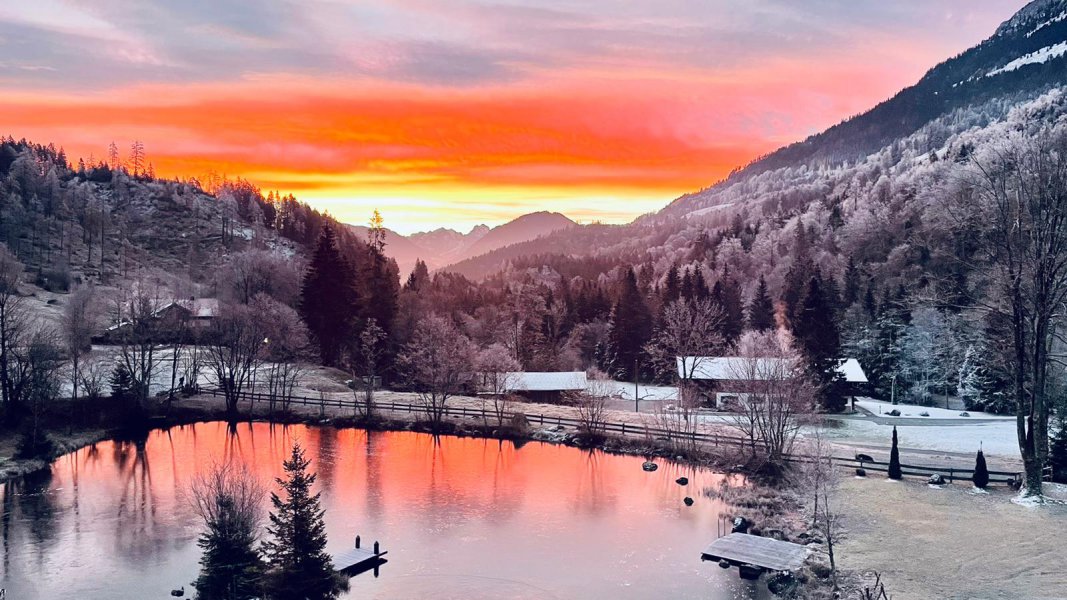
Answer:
988, 40, 1067, 76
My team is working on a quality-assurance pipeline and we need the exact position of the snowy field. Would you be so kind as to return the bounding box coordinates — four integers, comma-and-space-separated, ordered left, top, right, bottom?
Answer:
855, 398, 1013, 420
815, 418, 1021, 459
591, 380, 678, 401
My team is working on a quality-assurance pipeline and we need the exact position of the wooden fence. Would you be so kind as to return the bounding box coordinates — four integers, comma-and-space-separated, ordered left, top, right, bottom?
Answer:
201, 388, 1021, 486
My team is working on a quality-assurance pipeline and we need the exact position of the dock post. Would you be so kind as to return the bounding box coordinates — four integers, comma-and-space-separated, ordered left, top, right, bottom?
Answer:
355, 535, 361, 549
374, 541, 380, 556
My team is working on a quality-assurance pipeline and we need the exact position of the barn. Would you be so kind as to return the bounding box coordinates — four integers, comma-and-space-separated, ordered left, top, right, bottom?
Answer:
677, 356, 869, 409
501, 371, 588, 403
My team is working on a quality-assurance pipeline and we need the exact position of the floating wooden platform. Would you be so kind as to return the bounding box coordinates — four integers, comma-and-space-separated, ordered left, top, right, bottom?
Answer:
701, 533, 808, 572
333, 539, 387, 576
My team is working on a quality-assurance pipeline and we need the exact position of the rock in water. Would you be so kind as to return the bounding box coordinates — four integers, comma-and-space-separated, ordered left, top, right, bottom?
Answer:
683, 497, 694, 506
731, 516, 751, 534
767, 571, 798, 595
675, 476, 689, 485
642, 461, 658, 472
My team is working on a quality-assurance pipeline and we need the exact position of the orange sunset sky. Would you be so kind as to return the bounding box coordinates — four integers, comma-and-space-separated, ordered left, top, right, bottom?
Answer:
0, 1, 1024, 233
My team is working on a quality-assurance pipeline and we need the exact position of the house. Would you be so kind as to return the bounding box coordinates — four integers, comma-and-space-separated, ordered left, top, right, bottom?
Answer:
490, 371, 589, 403
154, 298, 220, 332
676, 356, 869, 408
93, 298, 220, 344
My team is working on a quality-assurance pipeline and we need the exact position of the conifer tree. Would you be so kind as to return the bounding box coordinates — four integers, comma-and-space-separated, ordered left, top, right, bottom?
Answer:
746, 275, 775, 332
843, 257, 862, 307
792, 275, 846, 411
711, 276, 743, 345
191, 465, 265, 600
608, 268, 653, 381
972, 448, 989, 489
661, 263, 681, 308
299, 226, 357, 366
888, 426, 902, 480
262, 444, 347, 600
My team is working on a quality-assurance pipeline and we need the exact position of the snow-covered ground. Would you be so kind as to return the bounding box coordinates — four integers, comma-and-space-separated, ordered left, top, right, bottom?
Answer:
855, 398, 1013, 420
591, 380, 678, 401
815, 418, 1021, 459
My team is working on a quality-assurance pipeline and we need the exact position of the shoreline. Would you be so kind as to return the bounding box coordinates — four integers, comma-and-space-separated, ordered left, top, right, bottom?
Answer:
1, 398, 838, 597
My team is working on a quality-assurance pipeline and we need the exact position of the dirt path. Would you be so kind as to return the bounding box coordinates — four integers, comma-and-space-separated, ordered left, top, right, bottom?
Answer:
836, 477, 1067, 600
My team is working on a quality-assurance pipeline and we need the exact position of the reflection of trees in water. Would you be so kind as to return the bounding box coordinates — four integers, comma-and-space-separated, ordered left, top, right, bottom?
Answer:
111, 437, 168, 564
482, 439, 522, 525
363, 430, 383, 521
312, 425, 336, 492
571, 449, 616, 515
0, 470, 60, 571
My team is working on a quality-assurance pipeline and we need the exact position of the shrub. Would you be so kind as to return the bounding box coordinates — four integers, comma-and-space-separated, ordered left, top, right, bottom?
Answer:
16, 427, 56, 459
973, 449, 989, 489
888, 426, 902, 480
1049, 424, 1067, 483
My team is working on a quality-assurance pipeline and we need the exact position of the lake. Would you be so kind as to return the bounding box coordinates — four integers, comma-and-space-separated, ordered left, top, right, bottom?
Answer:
0, 422, 766, 599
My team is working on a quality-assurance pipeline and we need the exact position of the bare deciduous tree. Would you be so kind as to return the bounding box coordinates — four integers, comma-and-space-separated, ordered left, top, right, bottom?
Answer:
112, 282, 164, 414
0, 244, 29, 416
62, 283, 98, 428
475, 343, 522, 427
204, 299, 270, 418
645, 298, 725, 443
259, 299, 309, 416
397, 315, 474, 432
351, 318, 386, 419
727, 330, 815, 466
958, 126, 1067, 497
575, 377, 611, 440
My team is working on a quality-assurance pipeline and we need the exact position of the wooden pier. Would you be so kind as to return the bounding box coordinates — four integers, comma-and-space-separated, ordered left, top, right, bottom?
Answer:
332, 536, 387, 576
701, 533, 808, 578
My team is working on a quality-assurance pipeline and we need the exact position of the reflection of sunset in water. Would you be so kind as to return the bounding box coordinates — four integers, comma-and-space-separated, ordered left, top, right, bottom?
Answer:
1, 423, 762, 599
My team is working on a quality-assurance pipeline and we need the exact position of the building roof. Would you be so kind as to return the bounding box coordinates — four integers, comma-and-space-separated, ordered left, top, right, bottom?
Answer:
504, 371, 588, 392
677, 356, 868, 383
836, 358, 868, 383
157, 298, 220, 318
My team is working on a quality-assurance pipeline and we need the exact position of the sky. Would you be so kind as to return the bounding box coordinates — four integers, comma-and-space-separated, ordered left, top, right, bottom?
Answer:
0, 0, 1026, 234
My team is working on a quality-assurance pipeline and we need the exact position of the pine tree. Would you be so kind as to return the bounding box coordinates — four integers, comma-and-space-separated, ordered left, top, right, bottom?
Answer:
843, 257, 861, 307
972, 448, 989, 489
711, 274, 744, 345
262, 444, 346, 600
746, 275, 775, 332
792, 275, 846, 411
192, 478, 264, 600
299, 226, 357, 366
608, 268, 653, 381
661, 263, 681, 308
888, 426, 902, 480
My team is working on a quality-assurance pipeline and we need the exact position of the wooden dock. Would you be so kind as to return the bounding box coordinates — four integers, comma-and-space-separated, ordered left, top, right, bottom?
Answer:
701, 533, 808, 574
332, 537, 387, 576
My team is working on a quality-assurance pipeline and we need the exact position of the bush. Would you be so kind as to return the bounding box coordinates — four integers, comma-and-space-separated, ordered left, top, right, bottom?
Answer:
973, 449, 989, 489
888, 426, 902, 480
16, 427, 56, 459
1050, 423, 1067, 484
35, 267, 71, 292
